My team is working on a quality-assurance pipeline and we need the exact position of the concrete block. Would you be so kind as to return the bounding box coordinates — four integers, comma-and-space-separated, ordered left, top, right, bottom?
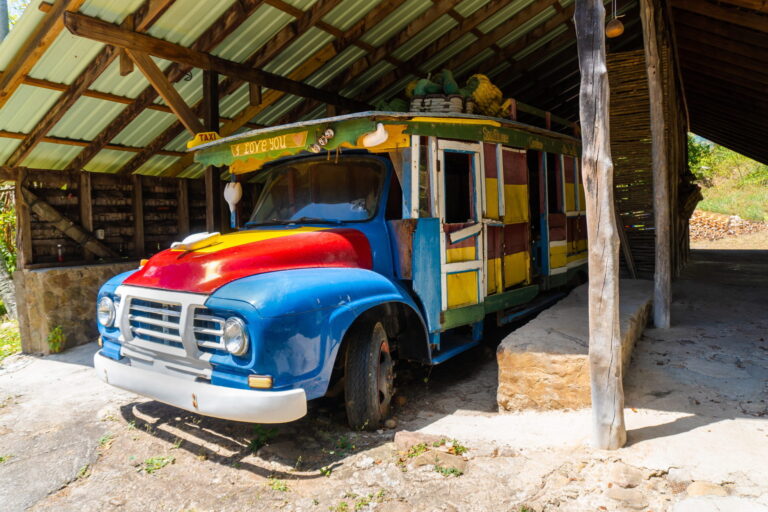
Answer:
497, 280, 653, 411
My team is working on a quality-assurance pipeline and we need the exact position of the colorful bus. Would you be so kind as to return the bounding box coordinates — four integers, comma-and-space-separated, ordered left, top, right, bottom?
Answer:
93, 112, 586, 429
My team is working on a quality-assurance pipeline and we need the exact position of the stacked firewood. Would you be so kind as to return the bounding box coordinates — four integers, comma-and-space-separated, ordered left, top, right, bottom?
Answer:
689, 210, 766, 241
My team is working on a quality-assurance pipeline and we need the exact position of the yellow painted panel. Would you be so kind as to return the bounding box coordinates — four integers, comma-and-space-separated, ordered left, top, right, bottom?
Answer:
446, 246, 476, 263
503, 251, 529, 288
447, 271, 479, 308
568, 238, 587, 255
567, 251, 588, 264
579, 183, 586, 210
487, 256, 502, 295
565, 183, 576, 212
503, 184, 528, 224
175, 227, 325, 253
550, 244, 567, 269
485, 177, 499, 219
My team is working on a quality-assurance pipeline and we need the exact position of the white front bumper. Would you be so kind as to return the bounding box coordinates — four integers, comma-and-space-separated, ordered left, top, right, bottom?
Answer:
94, 352, 307, 423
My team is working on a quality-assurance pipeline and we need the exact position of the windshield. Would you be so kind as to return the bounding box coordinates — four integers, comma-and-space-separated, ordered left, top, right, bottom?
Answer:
248, 156, 386, 225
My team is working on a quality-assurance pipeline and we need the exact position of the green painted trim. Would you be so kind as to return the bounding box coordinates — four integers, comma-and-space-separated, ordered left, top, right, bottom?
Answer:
483, 284, 540, 314
440, 303, 485, 331
548, 272, 569, 288
405, 122, 579, 156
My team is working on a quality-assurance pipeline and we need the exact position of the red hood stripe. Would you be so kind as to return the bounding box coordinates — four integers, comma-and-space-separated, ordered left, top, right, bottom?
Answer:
124, 228, 372, 294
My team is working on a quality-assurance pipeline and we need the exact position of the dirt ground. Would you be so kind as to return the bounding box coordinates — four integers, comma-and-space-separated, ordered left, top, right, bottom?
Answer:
1, 239, 767, 512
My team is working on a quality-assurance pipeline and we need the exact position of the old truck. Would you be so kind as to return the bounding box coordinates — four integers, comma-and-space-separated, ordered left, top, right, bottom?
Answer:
93, 111, 585, 429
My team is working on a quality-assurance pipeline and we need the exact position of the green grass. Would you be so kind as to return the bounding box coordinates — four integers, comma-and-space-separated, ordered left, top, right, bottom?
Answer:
699, 184, 768, 222
0, 319, 21, 362
141, 456, 175, 474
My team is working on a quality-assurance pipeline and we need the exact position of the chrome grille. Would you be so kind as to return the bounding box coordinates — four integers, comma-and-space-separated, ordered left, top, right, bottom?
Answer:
193, 308, 225, 350
128, 298, 183, 349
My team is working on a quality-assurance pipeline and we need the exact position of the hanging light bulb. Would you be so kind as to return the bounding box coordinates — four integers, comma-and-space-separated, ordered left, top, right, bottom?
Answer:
606, 0, 625, 38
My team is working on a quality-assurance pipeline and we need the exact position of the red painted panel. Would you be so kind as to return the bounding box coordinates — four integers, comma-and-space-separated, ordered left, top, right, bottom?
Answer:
503, 222, 529, 255
549, 213, 567, 241
564, 155, 576, 184
487, 225, 503, 259
124, 229, 372, 294
502, 149, 527, 185
483, 143, 497, 179
444, 222, 477, 249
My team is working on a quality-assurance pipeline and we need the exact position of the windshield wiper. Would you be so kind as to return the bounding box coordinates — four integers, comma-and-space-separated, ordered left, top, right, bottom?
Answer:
245, 217, 342, 227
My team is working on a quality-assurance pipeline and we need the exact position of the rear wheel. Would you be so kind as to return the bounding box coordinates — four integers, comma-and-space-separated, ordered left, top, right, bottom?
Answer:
344, 321, 395, 430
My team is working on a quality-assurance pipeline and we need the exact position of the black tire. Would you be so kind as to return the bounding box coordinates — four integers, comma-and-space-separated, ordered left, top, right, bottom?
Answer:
344, 320, 395, 430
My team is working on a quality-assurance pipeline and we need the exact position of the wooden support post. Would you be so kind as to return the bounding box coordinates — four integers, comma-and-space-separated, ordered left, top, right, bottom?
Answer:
575, 0, 626, 450
132, 174, 144, 257
203, 70, 223, 233
15, 169, 33, 269
177, 178, 190, 237
640, 0, 671, 329
79, 171, 94, 261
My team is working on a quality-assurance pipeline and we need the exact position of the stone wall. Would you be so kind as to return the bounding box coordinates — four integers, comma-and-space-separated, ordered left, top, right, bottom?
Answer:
15, 262, 137, 354
497, 280, 653, 411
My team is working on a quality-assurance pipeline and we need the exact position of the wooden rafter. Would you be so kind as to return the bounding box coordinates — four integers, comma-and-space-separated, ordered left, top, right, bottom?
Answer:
717, 0, 768, 12
0, 130, 184, 157
280, 0, 516, 122
62, 12, 369, 110
64, 0, 268, 172
0, 0, 87, 109
673, 0, 768, 31
4, 0, 175, 168
126, 49, 204, 134
362, 0, 525, 100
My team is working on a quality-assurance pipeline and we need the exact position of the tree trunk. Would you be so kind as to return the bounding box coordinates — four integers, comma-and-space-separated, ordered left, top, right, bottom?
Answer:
0, 266, 15, 318
640, 0, 671, 328
575, 0, 626, 450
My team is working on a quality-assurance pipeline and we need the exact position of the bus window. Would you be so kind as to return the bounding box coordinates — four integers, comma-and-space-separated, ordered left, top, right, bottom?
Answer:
443, 151, 474, 223
547, 153, 563, 214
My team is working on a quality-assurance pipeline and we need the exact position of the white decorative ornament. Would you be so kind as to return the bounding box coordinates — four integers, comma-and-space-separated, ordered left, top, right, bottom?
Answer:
223, 182, 243, 214
361, 123, 388, 147
171, 232, 221, 251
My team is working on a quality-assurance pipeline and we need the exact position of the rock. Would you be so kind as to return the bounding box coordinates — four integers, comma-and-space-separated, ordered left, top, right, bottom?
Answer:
378, 502, 412, 512
686, 481, 728, 497
608, 462, 645, 488
606, 487, 648, 510
395, 395, 407, 406
410, 450, 467, 473
674, 497, 768, 512
384, 418, 398, 429
355, 456, 375, 469
393, 430, 443, 452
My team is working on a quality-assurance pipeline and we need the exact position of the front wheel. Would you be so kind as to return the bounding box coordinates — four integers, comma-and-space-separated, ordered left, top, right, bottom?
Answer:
344, 321, 395, 430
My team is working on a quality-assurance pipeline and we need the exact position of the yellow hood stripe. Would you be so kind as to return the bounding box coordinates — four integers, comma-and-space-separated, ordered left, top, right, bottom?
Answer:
173, 227, 327, 254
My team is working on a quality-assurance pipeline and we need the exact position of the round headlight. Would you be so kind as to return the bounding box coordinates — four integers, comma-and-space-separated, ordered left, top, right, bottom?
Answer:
97, 296, 115, 327
223, 317, 248, 356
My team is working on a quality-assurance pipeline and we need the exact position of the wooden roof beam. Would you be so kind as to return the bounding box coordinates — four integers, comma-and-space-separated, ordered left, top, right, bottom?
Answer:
673, 0, 768, 32
0, 0, 87, 109
63, 12, 369, 111
64, 0, 269, 172
159, 1, 408, 178
717, 0, 768, 13
119, 0, 380, 176
674, 9, 768, 49
4, 0, 176, 168
0, 130, 184, 156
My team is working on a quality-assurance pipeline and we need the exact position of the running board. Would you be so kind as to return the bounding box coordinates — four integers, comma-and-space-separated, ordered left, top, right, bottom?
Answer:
497, 291, 568, 326
430, 340, 480, 365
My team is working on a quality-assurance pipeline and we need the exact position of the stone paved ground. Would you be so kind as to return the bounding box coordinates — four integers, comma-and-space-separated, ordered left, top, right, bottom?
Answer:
1, 247, 767, 512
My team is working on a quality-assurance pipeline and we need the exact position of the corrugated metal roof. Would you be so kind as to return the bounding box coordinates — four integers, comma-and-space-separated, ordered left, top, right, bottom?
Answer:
0, 0, 627, 177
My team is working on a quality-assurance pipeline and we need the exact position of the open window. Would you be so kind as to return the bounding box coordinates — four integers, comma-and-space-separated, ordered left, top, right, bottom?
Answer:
443, 151, 475, 223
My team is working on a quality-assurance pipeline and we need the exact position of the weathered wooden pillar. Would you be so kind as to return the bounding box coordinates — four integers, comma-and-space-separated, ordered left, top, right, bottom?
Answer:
640, 0, 671, 328
203, 69, 223, 233
575, 0, 626, 449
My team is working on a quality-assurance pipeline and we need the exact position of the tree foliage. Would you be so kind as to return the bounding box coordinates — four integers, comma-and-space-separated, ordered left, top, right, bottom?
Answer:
8, 0, 30, 26
688, 134, 768, 188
